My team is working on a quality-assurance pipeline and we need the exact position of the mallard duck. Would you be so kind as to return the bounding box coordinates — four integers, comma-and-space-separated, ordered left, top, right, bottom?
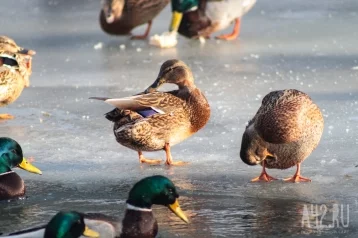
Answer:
0, 137, 42, 200
99, 0, 169, 39
178, 0, 257, 40
90, 59, 210, 165
240, 89, 324, 182
2, 211, 99, 238
80, 175, 188, 237
150, 0, 256, 47
0, 36, 35, 120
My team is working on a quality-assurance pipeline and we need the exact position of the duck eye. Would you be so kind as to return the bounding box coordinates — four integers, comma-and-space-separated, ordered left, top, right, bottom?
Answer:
11, 149, 17, 155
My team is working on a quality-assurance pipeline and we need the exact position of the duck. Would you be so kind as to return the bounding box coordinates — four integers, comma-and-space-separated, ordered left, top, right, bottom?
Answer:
99, 0, 169, 39
178, 0, 257, 40
1, 211, 99, 238
150, 0, 256, 47
82, 175, 188, 237
240, 89, 324, 182
0, 137, 42, 200
90, 59, 210, 165
3, 176, 189, 238
0, 36, 36, 120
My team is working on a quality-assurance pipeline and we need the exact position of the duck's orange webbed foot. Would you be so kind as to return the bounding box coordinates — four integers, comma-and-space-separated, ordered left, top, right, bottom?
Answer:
251, 160, 277, 182
284, 163, 311, 183
164, 143, 189, 166
131, 20, 152, 40
284, 175, 311, 183
165, 160, 189, 166
138, 151, 161, 165
0, 114, 14, 120
251, 172, 278, 182
215, 18, 241, 41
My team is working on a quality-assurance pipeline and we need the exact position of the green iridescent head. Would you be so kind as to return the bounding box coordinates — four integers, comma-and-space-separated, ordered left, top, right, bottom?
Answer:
171, 0, 198, 12
0, 137, 42, 175
127, 175, 189, 223
44, 211, 99, 238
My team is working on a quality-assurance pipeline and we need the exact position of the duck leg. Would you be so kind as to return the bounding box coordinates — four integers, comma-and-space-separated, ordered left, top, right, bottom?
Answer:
0, 114, 14, 120
164, 143, 188, 166
138, 151, 162, 165
251, 161, 278, 182
215, 18, 241, 41
131, 20, 152, 40
284, 163, 311, 182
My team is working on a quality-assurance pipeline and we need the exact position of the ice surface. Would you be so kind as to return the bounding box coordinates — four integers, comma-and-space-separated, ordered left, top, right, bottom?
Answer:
0, 0, 358, 237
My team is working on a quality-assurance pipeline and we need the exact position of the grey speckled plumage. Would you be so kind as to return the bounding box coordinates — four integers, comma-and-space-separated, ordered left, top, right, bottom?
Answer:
240, 89, 324, 182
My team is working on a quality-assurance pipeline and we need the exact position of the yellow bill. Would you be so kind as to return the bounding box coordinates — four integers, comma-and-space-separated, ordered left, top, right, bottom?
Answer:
83, 226, 99, 237
18, 157, 42, 175
169, 11, 183, 32
168, 199, 189, 223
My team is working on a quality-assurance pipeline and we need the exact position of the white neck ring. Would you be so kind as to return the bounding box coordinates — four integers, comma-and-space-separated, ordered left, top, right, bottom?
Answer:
126, 203, 152, 212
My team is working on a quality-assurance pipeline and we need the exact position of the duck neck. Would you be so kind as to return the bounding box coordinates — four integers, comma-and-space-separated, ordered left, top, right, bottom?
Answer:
171, 0, 199, 12
121, 204, 157, 238
178, 82, 196, 93
126, 203, 152, 212
0, 164, 11, 174
0, 155, 12, 174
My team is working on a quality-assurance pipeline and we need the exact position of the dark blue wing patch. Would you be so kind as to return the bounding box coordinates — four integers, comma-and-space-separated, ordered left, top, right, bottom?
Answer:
1, 57, 18, 67
137, 108, 160, 118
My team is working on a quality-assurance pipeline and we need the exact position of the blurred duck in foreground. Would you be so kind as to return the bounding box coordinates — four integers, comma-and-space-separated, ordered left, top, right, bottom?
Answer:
150, 0, 256, 48
1, 211, 99, 238
179, 0, 257, 40
100, 0, 169, 39
2, 176, 187, 238
0, 36, 35, 120
240, 89, 324, 182
0, 137, 42, 200
90, 59, 210, 166
80, 176, 189, 237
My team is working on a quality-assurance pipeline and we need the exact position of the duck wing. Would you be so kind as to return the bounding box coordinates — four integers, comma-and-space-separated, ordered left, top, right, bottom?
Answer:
91, 91, 185, 115
254, 89, 314, 144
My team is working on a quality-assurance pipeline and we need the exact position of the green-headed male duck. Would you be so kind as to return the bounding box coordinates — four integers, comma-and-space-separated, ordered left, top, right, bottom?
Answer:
72, 175, 189, 237
2, 211, 99, 238
178, 0, 257, 40
0, 137, 42, 200
240, 89, 324, 182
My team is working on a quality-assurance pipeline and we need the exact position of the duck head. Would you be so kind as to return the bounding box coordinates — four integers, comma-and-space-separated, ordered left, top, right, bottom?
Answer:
0, 137, 42, 175
126, 175, 189, 223
101, 0, 125, 23
45, 211, 99, 238
240, 123, 276, 166
145, 59, 195, 93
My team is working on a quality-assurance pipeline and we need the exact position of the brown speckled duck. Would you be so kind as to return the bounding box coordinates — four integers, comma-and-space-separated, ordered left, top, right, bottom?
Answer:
90, 59, 211, 166
100, 0, 169, 39
0, 36, 35, 120
240, 89, 324, 182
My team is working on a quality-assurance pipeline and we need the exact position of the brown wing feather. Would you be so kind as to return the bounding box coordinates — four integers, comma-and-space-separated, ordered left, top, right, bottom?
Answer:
104, 92, 185, 113
254, 89, 314, 144
133, 91, 185, 113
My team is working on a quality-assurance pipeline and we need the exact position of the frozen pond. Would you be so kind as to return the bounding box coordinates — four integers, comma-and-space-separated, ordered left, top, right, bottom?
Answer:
1, 0, 358, 237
